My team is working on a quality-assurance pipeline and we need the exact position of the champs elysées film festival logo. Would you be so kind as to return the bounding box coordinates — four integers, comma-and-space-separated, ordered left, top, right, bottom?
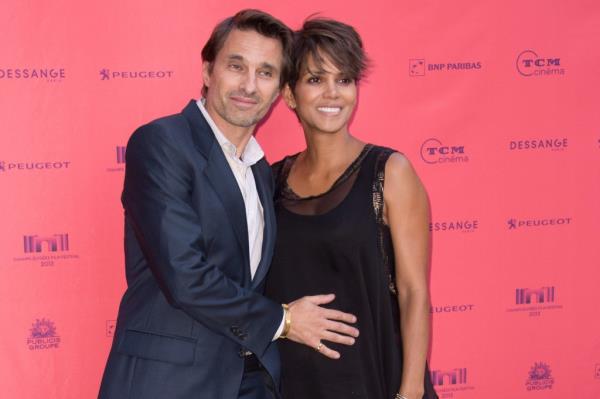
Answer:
509, 137, 568, 152
507, 217, 571, 230
430, 367, 475, 396
99, 69, 174, 80
27, 318, 61, 350
506, 286, 563, 317
0, 68, 66, 82
0, 160, 71, 173
107, 146, 126, 172
409, 59, 482, 77
525, 362, 554, 391
420, 138, 469, 164
516, 50, 565, 77
12, 233, 79, 267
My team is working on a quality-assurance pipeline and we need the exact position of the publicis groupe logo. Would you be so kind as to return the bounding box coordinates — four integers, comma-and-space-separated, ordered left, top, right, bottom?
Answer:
0, 68, 66, 82
517, 50, 565, 77
507, 217, 571, 230
509, 138, 568, 151
506, 286, 563, 316
0, 160, 71, 173
107, 146, 126, 172
409, 59, 482, 77
27, 318, 61, 350
106, 320, 116, 337
420, 138, 469, 164
525, 362, 554, 391
100, 69, 174, 80
430, 304, 475, 314
430, 367, 475, 395
13, 233, 79, 267
430, 219, 479, 233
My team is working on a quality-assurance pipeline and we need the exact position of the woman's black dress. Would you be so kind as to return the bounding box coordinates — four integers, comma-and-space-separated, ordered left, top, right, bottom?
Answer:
264, 145, 438, 399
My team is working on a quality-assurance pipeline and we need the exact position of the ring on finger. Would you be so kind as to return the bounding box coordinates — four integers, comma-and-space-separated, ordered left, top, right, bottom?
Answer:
315, 341, 323, 352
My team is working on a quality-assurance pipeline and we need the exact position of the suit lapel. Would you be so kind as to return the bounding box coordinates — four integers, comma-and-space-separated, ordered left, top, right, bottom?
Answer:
182, 101, 250, 275
251, 159, 275, 289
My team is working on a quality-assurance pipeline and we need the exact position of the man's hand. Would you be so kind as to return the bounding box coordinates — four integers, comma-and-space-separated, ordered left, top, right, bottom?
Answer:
285, 294, 359, 359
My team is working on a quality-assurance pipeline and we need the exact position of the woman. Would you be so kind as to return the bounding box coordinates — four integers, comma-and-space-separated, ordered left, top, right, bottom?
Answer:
264, 17, 438, 399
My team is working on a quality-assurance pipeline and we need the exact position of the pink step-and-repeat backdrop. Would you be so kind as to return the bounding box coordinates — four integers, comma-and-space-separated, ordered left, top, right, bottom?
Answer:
1, 1, 599, 398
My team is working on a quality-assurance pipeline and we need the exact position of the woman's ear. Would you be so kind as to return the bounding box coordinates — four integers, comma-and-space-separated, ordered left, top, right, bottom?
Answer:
282, 84, 297, 110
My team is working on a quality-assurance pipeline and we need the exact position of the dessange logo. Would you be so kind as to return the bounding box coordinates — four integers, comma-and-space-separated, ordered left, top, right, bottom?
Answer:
0, 68, 66, 82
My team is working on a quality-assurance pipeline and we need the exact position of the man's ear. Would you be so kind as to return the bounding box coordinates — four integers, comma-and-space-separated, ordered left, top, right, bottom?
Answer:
282, 84, 297, 110
202, 61, 211, 89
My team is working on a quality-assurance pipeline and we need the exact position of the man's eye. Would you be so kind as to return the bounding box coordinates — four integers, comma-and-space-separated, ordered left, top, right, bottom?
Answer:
259, 70, 273, 78
229, 64, 242, 70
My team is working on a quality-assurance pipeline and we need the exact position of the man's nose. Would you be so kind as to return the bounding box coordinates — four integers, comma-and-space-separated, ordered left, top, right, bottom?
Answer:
239, 70, 257, 94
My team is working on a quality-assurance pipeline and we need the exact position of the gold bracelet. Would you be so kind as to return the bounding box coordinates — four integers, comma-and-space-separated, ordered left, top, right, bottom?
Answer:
280, 304, 291, 339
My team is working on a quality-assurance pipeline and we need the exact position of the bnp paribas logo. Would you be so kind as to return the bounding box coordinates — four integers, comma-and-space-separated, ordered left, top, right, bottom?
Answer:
430, 367, 475, 396
506, 286, 563, 317
409, 59, 482, 77
107, 146, 126, 172
27, 318, 61, 350
525, 362, 554, 391
13, 233, 79, 267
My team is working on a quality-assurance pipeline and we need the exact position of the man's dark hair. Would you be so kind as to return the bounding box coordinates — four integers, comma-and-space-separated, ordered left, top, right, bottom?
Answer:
201, 9, 293, 97
289, 17, 369, 89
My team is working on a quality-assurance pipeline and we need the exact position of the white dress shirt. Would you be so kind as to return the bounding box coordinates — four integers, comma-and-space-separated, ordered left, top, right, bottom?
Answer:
196, 99, 284, 339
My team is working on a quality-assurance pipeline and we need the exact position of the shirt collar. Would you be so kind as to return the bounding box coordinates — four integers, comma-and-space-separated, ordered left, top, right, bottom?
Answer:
196, 98, 264, 166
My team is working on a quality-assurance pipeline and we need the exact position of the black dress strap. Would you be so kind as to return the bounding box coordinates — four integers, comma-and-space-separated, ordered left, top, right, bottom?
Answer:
371, 146, 398, 295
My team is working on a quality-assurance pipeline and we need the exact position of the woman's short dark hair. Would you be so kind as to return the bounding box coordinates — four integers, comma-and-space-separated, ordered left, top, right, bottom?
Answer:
289, 17, 369, 89
201, 9, 293, 97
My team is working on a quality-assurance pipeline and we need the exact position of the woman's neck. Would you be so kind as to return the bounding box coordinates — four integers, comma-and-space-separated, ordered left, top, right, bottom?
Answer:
300, 129, 364, 170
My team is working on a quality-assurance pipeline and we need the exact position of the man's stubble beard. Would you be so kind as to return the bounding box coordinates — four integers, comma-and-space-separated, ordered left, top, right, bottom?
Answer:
215, 91, 278, 128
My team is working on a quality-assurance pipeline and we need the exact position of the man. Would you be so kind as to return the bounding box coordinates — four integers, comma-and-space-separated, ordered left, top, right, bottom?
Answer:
98, 9, 359, 399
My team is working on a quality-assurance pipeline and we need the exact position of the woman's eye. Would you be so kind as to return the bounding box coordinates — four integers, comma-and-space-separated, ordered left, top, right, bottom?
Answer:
307, 76, 320, 84
339, 78, 353, 85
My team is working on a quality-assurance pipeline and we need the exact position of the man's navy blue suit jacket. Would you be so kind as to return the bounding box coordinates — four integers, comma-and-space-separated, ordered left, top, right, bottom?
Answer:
98, 100, 282, 399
